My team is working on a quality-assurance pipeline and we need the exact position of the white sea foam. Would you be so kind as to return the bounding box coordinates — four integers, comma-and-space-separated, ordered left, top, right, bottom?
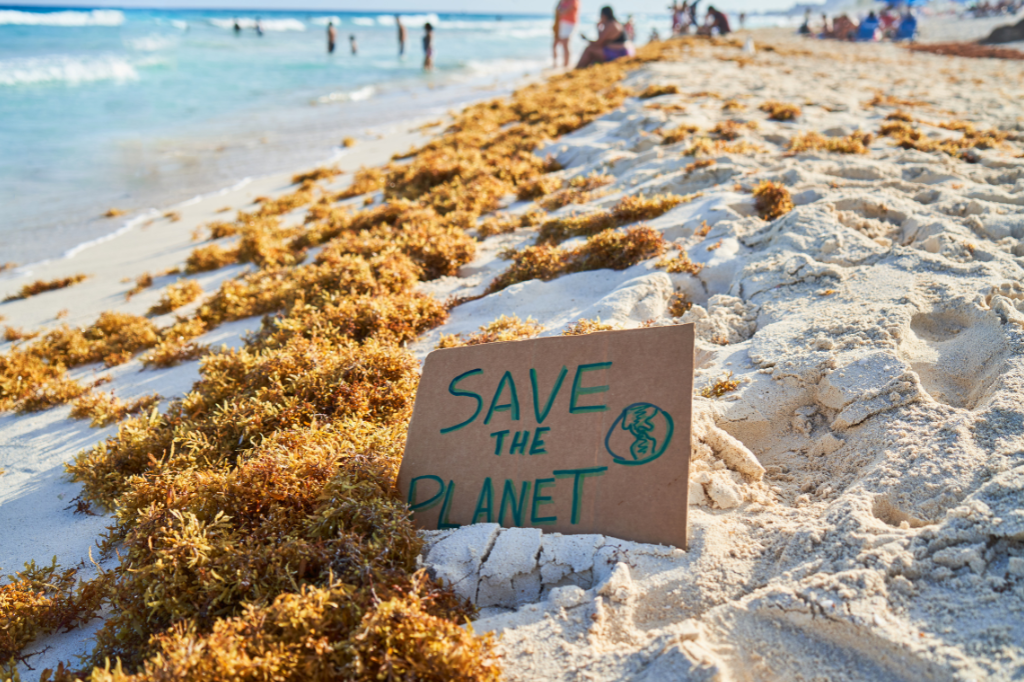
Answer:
208, 18, 306, 32
62, 210, 159, 260
376, 13, 439, 26
0, 9, 124, 27
437, 18, 547, 31
317, 85, 376, 104
125, 34, 178, 52
462, 58, 547, 79
0, 54, 139, 87
310, 16, 342, 26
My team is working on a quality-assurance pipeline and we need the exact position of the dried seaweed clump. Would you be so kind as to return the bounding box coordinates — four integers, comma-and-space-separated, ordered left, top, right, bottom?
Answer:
71, 391, 161, 428
292, 166, 340, 184
125, 273, 153, 300
752, 181, 794, 221
906, 42, 1024, 60
485, 244, 571, 293
538, 172, 614, 210
516, 174, 563, 201
477, 210, 546, 238
0, 312, 156, 412
639, 83, 680, 99
537, 193, 689, 244
438, 315, 544, 348
3, 326, 38, 343
722, 99, 746, 112
140, 318, 209, 370
0, 350, 86, 414
4, 274, 88, 302
878, 120, 1007, 156
32, 311, 160, 369
710, 120, 746, 141
685, 159, 716, 174
0, 263, 16, 274
699, 372, 740, 398
207, 221, 239, 239
66, 338, 484, 676
84, 575, 498, 682
148, 280, 204, 316
668, 292, 692, 317
488, 225, 666, 293
657, 248, 704, 276
788, 130, 873, 155
562, 317, 615, 336
886, 110, 915, 122
0, 559, 107, 666
658, 123, 700, 146
336, 167, 386, 199
759, 100, 801, 121
185, 243, 240, 274
863, 92, 929, 109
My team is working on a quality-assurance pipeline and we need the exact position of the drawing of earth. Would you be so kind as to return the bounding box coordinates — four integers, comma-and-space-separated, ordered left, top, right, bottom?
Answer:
604, 403, 674, 466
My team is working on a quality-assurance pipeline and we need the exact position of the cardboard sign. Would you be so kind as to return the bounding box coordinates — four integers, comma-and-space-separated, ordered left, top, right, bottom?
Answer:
398, 324, 694, 548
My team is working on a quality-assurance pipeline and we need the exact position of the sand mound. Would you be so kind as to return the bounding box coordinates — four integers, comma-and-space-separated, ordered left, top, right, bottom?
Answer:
416, 36, 1024, 681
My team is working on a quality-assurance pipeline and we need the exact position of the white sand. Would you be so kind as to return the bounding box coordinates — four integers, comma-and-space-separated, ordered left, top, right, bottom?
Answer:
3, 33, 1024, 681
416, 37, 1024, 681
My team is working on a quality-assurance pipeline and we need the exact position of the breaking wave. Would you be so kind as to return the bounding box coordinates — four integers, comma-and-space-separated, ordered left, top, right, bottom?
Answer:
0, 9, 125, 27
0, 54, 139, 87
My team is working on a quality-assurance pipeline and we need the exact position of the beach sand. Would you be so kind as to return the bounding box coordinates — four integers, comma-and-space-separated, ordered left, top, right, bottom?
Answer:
2, 23, 1024, 681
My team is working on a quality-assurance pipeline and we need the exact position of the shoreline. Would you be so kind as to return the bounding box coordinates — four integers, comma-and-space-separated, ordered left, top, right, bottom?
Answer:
2, 25, 1024, 681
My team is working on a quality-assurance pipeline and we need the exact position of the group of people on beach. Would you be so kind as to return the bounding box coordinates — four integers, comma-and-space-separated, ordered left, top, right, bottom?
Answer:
966, 1, 1024, 18
553, 1, 637, 69
799, 7, 919, 43
669, 2, 737, 37
324, 16, 433, 70
553, 1, 739, 70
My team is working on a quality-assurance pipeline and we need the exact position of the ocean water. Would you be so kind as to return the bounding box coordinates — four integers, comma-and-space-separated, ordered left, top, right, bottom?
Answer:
0, 6, 782, 268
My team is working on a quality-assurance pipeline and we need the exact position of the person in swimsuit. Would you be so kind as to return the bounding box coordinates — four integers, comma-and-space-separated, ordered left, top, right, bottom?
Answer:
423, 22, 434, 71
327, 21, 336, 54
553, 0, 579, 69
397, 15, 407, 56
576, 6, 635, 68
698, 6, 731, 36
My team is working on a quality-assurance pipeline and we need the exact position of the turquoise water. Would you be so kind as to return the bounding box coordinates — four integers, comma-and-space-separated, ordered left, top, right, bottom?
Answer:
0, 7, 566, 265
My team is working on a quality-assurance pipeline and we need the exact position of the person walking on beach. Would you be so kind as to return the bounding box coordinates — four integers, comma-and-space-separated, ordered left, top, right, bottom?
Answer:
327, 21, 337, 53
553, 0, 580, 69
397, 15, 407, 56
576, 6, 635, 68
423, 22, 434, 70
350, 34, 358, 55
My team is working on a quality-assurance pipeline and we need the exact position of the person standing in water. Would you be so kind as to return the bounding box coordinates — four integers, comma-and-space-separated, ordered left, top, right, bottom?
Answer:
423, 22, 434, 70
255, 18, 263, 37
350, 34, 358, 55
397, 15, 407, 56
552, 0, 580, 69
327, 21, 337, 53
233, 18, 241, 35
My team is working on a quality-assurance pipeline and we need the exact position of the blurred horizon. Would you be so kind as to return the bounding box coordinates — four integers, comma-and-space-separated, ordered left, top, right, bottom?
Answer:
2, 0, 800, 15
